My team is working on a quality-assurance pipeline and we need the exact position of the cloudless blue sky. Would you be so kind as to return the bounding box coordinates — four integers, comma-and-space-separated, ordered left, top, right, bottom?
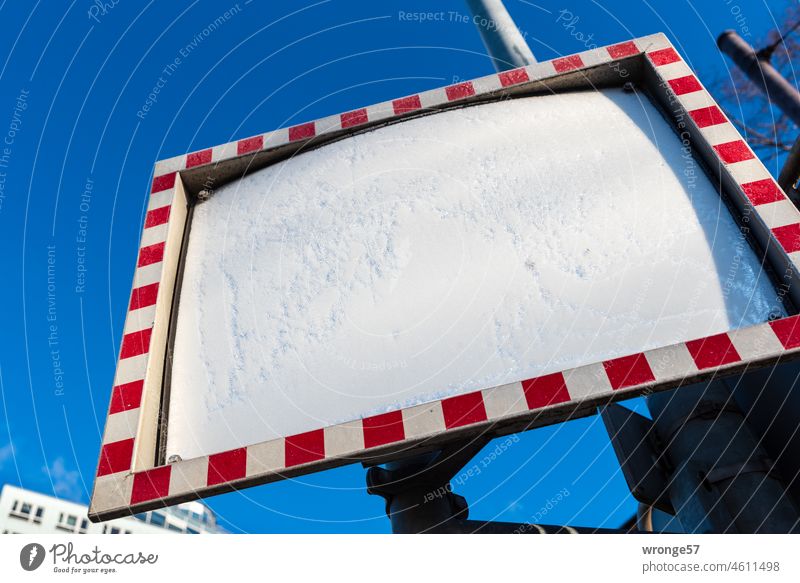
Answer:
0, 0, 795, 533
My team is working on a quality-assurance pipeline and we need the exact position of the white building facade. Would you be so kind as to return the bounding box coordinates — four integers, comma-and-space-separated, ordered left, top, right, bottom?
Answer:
0, 484, 223, 534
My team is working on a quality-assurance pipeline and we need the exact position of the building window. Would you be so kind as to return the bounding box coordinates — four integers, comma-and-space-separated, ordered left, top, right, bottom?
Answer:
34, 507, 44, 524
9, 500, 34, 521
57, 513, 79, 532
134, 513, 148, 522
167, 523, 183, 532
186, 527, 199, 534
149, 512, 165, 527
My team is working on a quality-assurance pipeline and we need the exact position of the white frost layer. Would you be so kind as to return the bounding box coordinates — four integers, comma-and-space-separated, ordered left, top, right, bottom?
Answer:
167, 89, 784, 460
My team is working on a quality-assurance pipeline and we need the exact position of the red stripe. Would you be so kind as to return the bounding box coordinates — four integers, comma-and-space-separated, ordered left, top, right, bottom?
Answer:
445, 81, 475, 101
120, 328, 152, 359
648, 47, 680, 66
689, 105, 726, 128
552, 55, 584, 73
151, 173, 176, 193
713, 140, 754, 164
285, 429, 325, 467
603, 353, 655, 390
498, 67, 529, 87
362, 411, 405, 448
137, 242, 165, 267
392, 95, 422, 115
237, 136, 263, 155
97, 438, 134, 476
769, 315, 800, 349
441, 392, 487, 429
131, 466, 172, 504
741, 179, 784, 205
685, 333, 741, 369
607, 41, 639, 59
109, 380, 144, 414
129, 282, 159, 311
772, 223, 800, 253
668, 75, 702, 95
186, 148, 212, 168
144, 205, 171, 229
521, 372, 570, 410
340, 108, 368, 128
289, 122, 316, 142
207, 448, 247, 486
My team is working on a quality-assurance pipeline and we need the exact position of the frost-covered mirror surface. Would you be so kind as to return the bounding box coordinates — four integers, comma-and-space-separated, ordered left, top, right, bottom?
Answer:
166, 88, 784, 460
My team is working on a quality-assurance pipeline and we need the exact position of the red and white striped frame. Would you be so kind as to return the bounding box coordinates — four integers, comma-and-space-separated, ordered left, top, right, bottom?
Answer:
89, 33, 800, 521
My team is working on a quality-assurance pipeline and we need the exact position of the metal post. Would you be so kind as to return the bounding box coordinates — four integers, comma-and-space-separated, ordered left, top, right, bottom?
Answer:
717, 30, 800, 126
718, 30, 800, 196
464, 0, 536, 71
366, 441, 633, 533
647, 381, 800, 533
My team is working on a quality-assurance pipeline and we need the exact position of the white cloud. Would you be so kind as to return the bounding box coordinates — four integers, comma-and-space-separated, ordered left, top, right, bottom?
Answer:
0, 442, 14, 469
44, 457, 83, 502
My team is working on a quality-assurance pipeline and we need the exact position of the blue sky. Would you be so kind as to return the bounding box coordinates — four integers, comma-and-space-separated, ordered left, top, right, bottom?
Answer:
0, 0, 794, 533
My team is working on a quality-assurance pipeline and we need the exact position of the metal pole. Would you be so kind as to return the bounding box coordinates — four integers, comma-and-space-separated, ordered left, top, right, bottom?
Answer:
718, 30, 800, 126
647, 381, 800, 532
718, 30, 800, 196
464, 0, 536, 71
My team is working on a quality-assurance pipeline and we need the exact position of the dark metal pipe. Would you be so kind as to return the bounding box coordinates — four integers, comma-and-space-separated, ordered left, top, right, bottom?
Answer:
718, 30, 800, 127
464, 0, 536, 72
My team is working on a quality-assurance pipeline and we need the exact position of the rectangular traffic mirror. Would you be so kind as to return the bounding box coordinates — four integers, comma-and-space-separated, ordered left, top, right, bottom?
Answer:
90, 34, 800, 521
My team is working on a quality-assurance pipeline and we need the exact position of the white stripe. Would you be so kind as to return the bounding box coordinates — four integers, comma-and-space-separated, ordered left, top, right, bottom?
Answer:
140, 223, 168, 248
402, 401, 446, 439
366, 101, 396, 124
132, 262, 163, 288
524, 61, 558, 82
694, 121, 742, 147
113, 353, 148, 386
168, 457, 209, 496
757, 199, 800, 230
315, 114, 342, 136
147, 188, 174, 211
728, 324, 785, 361
154, 155, 185, 175
324, 421, 365, 458
675, 89, 716, 112
102, 408, 140, 444
246, 439, 284, 477
655, 60, 693, 82
419, 87, 448, 109
563, 363, 612, 400
211, 141, 238, 163
644, 343, 698, 381
123, 305, 156, 335
89, 472, 134, 516
472, 72, 502, 95
725, 158, 770, 185
264, 128, 289, 150
482, 381, 527, 419
635, 33, 672, 52
577, 47, 612, 68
